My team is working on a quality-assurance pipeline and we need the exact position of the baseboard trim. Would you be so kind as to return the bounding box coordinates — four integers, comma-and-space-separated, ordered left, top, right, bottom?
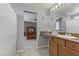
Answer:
17, 49, 25, 52
37, 45, 49, 48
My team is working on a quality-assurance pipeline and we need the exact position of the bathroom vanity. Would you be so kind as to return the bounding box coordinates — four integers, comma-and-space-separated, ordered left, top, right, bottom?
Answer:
40, 32, 79, 56
49, 35, 79, 56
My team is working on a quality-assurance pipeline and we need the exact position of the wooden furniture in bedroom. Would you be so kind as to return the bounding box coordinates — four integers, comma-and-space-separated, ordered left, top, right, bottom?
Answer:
26, 26, 36, 40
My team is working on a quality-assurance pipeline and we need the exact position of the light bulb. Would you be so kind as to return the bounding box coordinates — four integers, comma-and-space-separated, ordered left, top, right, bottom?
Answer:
55, 5, 59, 8
51, 8, 53, 11
58, 3, 62, 6
53, 7, 56, 10
51, 7, 56, 11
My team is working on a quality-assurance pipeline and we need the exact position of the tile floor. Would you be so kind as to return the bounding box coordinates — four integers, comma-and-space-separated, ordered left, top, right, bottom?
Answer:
17, 37, 49, 56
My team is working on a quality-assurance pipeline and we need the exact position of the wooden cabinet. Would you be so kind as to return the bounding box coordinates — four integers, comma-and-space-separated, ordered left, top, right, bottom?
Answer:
26, 26, 36, 40
49, 37, 63, 56
62, 46, 75, 56
49, 37, 53, 55
62, 46, 79, 56
58, 45, 62, 56
49, 37, 58, 56
49, 36, 79, 56
66, 40, 79, 52
27, 31, 36, 39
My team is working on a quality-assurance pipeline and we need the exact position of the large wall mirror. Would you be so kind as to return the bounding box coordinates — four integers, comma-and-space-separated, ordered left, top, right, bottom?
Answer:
66, 16, 79, 33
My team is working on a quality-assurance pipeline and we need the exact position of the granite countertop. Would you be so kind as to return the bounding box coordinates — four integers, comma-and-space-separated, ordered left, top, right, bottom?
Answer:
52, 34, 79, 43
40, 32, 79, 43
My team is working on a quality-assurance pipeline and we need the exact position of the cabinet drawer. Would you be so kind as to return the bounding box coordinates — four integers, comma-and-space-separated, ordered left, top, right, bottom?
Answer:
58, 39, 66, 46
53, 37, 58, 42
53, 37, 66, 46
66, 40, 74, 49
62, 46, 79, 56
73, 42, 79, 52
66, 40, 79, 52
49, 37, 57, 42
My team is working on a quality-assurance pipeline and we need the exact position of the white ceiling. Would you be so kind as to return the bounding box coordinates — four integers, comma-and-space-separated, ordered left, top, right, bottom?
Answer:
23, 3, 79, 16
55, 4, 79, 16
11, 3, 79, 17
11, 3, 55, 12
23, 3, 55, 10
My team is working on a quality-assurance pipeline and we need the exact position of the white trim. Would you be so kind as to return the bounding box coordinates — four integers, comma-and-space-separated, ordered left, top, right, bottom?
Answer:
16, 49, 25, 52
24, 21, 37, 23
36, 45, 49, 48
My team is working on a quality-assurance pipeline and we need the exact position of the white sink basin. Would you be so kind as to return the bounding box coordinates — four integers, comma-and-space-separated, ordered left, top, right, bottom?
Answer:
57, 35, 77, 39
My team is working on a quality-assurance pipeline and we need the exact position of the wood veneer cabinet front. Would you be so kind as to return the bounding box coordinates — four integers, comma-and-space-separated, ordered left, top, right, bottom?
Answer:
49, 37, 63, 56
62, 46, 79, 56
49, 37, 58, 56
49, 37, 79, 56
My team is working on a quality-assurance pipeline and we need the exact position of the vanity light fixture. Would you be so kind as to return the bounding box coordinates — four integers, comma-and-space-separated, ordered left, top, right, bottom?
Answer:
51, 7, 56, 11
51, 3, 66, 12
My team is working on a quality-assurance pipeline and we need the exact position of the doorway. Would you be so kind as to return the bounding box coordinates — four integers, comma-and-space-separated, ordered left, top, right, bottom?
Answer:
24, 11, 37, 49
24, 22, 37, 40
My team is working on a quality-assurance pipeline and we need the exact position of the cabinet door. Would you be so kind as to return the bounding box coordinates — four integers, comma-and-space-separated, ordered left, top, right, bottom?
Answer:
59, 45, 62, 56
49, 38, 58, 56
52, 42, 58, 56
49, 38, 53, 56
66, 40, 79, 52
62, 46, 79, 56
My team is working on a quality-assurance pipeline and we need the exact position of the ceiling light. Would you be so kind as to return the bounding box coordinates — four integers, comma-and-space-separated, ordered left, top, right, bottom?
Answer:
58, 3, 62, 6
51, 7, 56, 11
51, 3, 66, 12
51, 8, 53, 11
55, 5, 59, 8
53, 7, 56, 10
50, 3, 68, 12
58, 3, 66, 7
